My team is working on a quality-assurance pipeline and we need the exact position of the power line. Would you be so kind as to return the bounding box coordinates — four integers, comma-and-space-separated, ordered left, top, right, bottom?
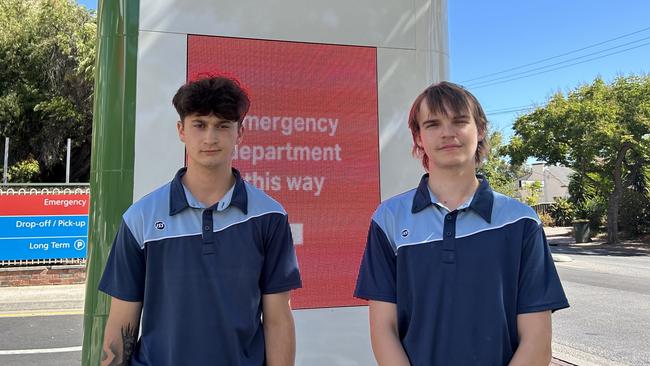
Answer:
464, 27, 650, 115
486, 109, 532, 116
485, 104, 537, 116
485, 103, 537, 113
460, 26, 650, 83
466, 36, 650, 88
468, 41, 650, 89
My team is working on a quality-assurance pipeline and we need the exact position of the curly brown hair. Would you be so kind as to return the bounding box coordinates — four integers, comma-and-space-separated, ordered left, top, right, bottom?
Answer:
172, 76, 250, 123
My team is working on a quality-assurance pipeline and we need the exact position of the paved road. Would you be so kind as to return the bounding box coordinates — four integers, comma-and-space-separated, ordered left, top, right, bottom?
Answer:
0, 314, 81, 366
0, 285, 83, 366
550, 237, 650, 366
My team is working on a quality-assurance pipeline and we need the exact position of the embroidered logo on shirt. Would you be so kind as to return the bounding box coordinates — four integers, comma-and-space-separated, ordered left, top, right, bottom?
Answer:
401, 229, 409, 238
154, 221, 165, 230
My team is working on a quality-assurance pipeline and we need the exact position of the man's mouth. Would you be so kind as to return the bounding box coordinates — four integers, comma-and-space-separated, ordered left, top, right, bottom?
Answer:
439, 145, 461, 150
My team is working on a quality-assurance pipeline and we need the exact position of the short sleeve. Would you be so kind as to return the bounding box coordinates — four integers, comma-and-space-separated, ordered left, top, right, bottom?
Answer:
517, 221, 570, 314
98, 219, 146, 302
260, 213, 302, 294
354, 220, 397, 303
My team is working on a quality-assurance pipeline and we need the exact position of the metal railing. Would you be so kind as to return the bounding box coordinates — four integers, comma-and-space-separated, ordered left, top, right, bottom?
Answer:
0, 183, 90, 195
0, 258, 86, 268
532, 202, 554, 216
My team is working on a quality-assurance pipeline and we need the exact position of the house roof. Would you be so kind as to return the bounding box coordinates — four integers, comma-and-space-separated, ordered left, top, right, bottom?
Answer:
518, 164, 573, 185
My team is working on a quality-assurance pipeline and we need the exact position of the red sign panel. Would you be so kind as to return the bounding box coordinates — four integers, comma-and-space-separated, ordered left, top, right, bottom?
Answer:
188, 36, 380, 308
0, 194, 89, 215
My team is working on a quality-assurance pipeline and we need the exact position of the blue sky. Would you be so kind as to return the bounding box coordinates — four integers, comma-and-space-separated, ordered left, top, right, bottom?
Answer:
449, 1, 650, 139
77, 0, 649, 139
75, 0, 95, 11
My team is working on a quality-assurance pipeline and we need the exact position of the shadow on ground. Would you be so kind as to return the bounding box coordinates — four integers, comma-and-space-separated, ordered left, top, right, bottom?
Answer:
548, 234, 650, 257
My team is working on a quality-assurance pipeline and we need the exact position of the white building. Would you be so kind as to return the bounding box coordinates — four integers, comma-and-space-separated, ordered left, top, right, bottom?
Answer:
518, 162, 573, 203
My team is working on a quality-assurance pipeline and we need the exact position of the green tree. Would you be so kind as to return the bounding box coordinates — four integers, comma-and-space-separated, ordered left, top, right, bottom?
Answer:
507, 76, 650, 243
523, 181, 542, 206
478, 131, 528, 198
0, 0, 96, 182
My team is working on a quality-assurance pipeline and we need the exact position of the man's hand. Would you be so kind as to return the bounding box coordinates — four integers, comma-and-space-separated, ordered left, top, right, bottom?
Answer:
101, 297, 142, 366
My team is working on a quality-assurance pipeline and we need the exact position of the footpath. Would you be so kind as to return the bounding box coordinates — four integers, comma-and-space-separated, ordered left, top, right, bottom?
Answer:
0, 284, 84, 317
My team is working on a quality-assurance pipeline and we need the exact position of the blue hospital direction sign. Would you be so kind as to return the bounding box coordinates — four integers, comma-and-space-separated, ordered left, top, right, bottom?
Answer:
0, 194, 89, 261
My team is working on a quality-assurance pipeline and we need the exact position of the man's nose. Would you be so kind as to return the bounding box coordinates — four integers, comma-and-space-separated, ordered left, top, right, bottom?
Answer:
205, 127, 220, 142
440, 122, 456, 137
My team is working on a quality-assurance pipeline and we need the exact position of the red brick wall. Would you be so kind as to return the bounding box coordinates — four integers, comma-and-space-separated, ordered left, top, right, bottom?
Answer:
0, 266, 86, 287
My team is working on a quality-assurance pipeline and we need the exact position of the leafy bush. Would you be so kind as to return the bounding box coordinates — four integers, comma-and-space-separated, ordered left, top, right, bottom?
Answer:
574, 197, 606, 232
8, 158, 40, 183
548, 198, 574, 226
539, 212, 555, 227
619, 189, 650, 235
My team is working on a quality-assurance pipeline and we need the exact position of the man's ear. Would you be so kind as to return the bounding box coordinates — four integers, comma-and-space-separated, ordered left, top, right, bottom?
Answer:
415, 132, 423, 150
237, 124, 244, 145
177, 120, 185, 142
477, 128, 486, 143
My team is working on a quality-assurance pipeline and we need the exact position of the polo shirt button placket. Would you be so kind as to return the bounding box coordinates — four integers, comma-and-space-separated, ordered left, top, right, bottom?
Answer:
442, 211, 457, 264
202, 209, 216, 255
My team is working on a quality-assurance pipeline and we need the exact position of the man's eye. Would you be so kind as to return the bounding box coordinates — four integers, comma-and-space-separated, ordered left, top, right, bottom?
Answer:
193, 123, 204, 128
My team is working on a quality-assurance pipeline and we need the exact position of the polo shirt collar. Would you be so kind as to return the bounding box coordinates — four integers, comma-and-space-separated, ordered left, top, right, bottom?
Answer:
411, 173, 494, 223
169, 167, 249, 216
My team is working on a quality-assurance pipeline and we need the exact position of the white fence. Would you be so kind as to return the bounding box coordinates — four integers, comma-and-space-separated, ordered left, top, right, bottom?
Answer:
0, 185, 90, 195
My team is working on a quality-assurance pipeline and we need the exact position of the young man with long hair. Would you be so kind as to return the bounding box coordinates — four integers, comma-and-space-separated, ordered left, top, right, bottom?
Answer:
355, 81, 568, 365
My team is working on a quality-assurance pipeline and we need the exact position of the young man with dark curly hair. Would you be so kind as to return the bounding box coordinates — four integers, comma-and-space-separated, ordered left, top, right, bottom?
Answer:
99, 76, 302, 366
355, 81, 569, 365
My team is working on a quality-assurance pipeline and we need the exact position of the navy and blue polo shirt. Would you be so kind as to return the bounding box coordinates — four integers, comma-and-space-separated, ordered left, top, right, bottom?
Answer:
99, 168, 302, 366
354, 174, 569, 365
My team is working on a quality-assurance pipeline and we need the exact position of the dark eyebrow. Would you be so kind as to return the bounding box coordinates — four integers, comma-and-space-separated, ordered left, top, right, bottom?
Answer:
421, 118, 441, 125
190, 118, 235, 125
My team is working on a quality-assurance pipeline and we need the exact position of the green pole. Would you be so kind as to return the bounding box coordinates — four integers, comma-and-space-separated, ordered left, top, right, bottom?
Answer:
82, 0, 140, 364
